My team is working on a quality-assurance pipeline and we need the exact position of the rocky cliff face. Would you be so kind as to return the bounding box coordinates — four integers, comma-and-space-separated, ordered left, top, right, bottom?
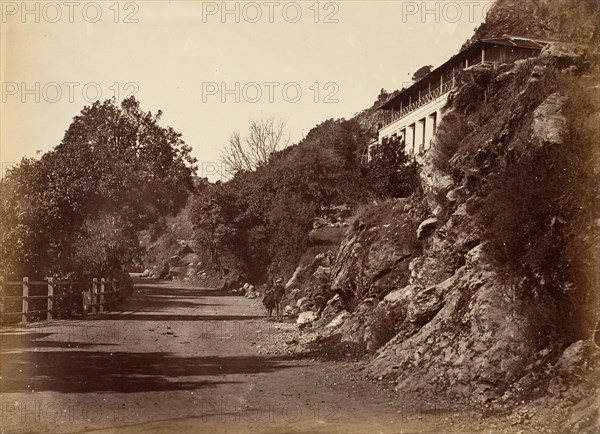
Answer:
321, 42, 600, 403
465, 0, 600, 48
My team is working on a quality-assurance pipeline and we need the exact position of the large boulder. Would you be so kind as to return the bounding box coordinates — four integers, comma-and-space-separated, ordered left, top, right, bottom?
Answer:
532, 93, 567, 147
286, 250, 335, 292
540, 43, 588, 70
383, 284, 416, 304
297, 311, 317, 325
548, 340, 600, 396
296, 297, 310, 311
326, 311, 349, 328
321, 293, 346, 318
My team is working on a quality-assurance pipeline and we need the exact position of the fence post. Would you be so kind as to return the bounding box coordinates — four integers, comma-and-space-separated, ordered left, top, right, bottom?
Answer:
112, 278, 118, 304
105, 278, 110, 310
69, 283, 74, 317
47, 277, 53, 321
99, 278, 105, 313
22, 277, 29, 324
0, 276, 4, 319
107, 278, 112, 310
92, 278, 98, 314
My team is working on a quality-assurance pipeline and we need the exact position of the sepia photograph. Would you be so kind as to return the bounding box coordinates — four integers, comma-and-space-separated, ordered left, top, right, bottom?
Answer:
1, 1, 599, 432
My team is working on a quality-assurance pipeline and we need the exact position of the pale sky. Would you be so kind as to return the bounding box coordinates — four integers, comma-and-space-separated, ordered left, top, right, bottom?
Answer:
1, 1, 490, 181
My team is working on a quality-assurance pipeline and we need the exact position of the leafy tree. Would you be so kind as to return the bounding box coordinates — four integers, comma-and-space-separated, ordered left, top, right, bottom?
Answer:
0, 97, 196, 278
366, 138, 419, 199
190, 181, 240, 267
412, 65, 433, 82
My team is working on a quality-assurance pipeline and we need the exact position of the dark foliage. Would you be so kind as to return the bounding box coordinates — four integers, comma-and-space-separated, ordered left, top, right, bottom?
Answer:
190, 118, 400, 281
0, 98, 196, 278
365, 137, 420, 199
412, 65, 433, 82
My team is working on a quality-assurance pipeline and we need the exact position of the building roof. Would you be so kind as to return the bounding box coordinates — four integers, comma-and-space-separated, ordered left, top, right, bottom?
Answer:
379, 35, 550, 111
479, 35, 548, 49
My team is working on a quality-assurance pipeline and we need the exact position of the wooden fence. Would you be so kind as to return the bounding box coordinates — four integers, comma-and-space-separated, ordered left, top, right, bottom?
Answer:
0, 277, 126, 324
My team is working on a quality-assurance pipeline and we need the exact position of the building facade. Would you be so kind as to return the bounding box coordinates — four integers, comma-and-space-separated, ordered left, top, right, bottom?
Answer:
369, 36, 550, 159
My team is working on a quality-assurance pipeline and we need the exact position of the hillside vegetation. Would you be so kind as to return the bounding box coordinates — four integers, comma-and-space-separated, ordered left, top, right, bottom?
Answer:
3, 0, 598, 428
179, 0, 599, 428
186, 117, 417, 285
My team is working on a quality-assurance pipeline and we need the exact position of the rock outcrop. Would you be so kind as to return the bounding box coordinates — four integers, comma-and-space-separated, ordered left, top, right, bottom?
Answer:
533, 93, 567, 146
318, 43, 598, 404
330, 199, 423, 305
368, 247, 539, 401
286, 250, 335, 292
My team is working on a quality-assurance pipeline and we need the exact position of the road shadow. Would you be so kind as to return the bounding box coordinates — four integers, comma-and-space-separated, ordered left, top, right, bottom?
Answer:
0, 350, 299, 393
131, 284, 230, 309
127, 294, 221, 311
134, 285, 228, 297
91, 281, 255, 321
93, 313, 263, 322
133, 278, 236, 297
1, 278, 278, 394
0, 329, 119, 351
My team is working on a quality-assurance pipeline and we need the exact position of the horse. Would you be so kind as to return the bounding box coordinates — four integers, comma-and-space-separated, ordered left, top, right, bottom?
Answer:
263, 290, 276, 319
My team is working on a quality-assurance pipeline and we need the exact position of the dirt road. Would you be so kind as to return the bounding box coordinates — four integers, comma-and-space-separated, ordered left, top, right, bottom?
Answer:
1, 278, 466, 433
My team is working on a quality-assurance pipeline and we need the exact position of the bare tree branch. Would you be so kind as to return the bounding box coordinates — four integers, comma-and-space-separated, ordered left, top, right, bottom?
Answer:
221, 118, 290, 173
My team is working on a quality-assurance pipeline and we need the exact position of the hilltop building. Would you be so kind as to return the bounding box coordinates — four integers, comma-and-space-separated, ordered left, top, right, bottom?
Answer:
369, 36, 551, 159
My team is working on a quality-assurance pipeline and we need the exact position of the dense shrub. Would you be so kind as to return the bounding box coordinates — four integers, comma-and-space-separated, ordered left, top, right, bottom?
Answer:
72, 213, 141, 274
429, 110, 474, 173
365, 137, 419, 198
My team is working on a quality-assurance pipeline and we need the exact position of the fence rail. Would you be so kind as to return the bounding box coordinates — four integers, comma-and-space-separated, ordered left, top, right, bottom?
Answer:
383, 81, 455, 129
0, 276, 126, 324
